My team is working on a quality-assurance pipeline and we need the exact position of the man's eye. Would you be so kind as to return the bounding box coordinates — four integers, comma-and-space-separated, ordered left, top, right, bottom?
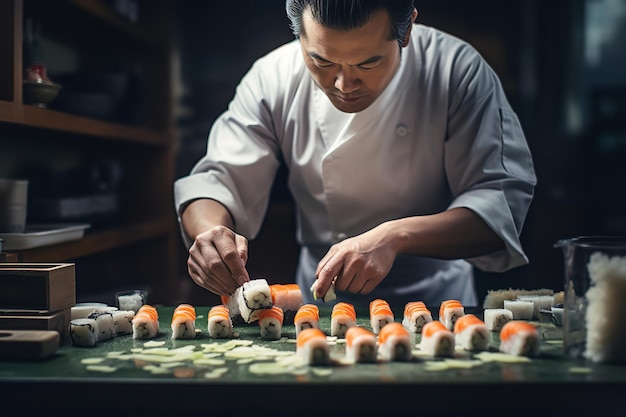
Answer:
315, 61, 334, 68
358, 62, 380, 70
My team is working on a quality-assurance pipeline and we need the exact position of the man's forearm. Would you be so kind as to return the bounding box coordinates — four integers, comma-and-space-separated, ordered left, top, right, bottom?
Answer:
383, 207, 504, 259
180, 198, 235, 241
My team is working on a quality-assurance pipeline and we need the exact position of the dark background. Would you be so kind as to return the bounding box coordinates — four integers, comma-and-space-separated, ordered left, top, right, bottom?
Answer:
173, 0, 626, 305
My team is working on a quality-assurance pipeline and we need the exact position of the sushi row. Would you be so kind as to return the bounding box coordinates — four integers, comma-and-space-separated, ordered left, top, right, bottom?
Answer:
69, 309, 136, 347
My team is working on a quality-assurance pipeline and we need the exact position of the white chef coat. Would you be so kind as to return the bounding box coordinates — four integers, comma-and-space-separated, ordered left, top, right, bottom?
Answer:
174, 24, 537, 308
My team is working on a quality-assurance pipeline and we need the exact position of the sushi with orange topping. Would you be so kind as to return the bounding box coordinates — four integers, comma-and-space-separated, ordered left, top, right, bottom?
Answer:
258, 306, 284, 340
132, 304, 159, 339
420, 320, 455, 357
269, 283, 303, 324
171, 303, 197, 339
453, 313, 489, 351
207, 304, 233, 339
377, 322, 412, 361
330, 302, 357, 338
439, 299, 465, 331
294, 304, 320, 337
296, 327, 330, 366
369, 299, 394, 334
402, 301, 433, 333
345, 326, 378, 363
499, 320, 540, 357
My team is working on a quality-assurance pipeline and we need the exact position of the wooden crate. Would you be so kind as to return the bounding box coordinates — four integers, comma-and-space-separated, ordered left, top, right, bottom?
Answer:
0, 263, 75, 312
0, 308, 71, 344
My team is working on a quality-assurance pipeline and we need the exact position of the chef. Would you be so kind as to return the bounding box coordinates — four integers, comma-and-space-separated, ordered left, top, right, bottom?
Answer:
174, 0, 536, 308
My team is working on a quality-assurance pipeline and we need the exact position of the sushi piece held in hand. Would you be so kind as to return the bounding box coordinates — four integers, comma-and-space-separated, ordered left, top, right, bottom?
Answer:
402, 301, 433, 333
345, 326, 378, 363
483, 308, 513, 332
233, 278, 273, 323
207, 305, 233, 339
69, 318, 98, 347
132, 304, 159, 339
171, 304, 197, 339
499, 320, 540, 357
296, 328, 331, 366
453, 313, 489, 352
310, 279, 337, 302
294, 304, 321, 337
369, 299, 394, 334
258, 306, 284, 340
439, 299, 465, 331
420, 320, 455, 357
330, 302, 357, 338
377, 322, 412, 362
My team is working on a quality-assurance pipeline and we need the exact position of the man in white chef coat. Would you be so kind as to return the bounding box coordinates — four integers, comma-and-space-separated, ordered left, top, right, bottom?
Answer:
174, 0, 536, 308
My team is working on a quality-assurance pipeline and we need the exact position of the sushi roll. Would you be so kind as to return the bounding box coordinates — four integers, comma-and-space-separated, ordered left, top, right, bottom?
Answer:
499, 320, 540, 357
453, 313, 489, 352
132, 304, 159, 339
235, 278, 273, 323
69, 318, 98, 347
171, 304, 197, 339
258, 306, 284, 340
402, 301, 433, 333
269, 283, 303, 323
344, 326, 378, 363
330, 302, 357, 338
439, 299, 465, 331
420, 320, 455, 357
377, 322, 412, 362
310, 279, 337, 302
112, 310, 135, 335
207, 305, 233, 339
294, 304, 321, 337
87, 311, 115, 342
296, 328, 330, 366
483, 308, 513, 332
503, 299, 534, 320
369, 299, 395, 334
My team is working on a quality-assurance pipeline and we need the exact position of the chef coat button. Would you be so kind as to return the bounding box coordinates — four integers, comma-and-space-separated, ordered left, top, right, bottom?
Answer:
396, 124, 408, 136
337, 233, 347, 241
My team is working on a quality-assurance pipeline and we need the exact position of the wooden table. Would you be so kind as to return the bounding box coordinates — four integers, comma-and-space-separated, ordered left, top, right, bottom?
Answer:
1, 305, 624, 416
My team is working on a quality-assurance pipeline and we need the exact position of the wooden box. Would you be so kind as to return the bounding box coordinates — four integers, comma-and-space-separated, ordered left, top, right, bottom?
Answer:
0, 263, 75, 312
0, 308, 71, 344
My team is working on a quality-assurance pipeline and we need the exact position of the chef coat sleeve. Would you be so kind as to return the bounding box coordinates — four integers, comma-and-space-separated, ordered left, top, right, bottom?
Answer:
174, 61, 282, 248
443, 45, 537, 272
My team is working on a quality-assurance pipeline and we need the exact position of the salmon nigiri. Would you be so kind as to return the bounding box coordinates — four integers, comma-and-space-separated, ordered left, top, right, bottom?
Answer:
420, 320, 455, 357
402, 301, 433, 333
207, 304, 233, 339
439, 299, 465, 331
171, 303, 197, 339
369, 299, 394, 334
258, 306, 284, 340
296, 327, 330, 366
453, 313, 489, 351
499, 320, 540, 357
294, 304, 320, 337
132, 304, 159, 339
330, 302, 357, 338
377, 322, 412, 361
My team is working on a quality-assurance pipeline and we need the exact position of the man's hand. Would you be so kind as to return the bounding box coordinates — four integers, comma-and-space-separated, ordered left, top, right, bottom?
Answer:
187, 225, 250, 296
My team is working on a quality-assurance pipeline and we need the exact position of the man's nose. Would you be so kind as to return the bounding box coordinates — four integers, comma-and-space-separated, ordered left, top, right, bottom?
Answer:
334, 67, 360, 93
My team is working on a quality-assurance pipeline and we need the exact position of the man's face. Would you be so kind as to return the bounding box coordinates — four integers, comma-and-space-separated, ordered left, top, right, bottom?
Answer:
299, 9, 405, 113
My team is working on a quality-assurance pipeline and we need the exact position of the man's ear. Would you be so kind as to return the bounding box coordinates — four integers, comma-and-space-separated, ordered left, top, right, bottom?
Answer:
402, 8, 419, 47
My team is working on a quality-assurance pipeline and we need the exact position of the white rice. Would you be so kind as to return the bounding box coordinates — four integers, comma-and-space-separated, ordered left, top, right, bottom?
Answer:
503, 300, 534, 320
584, 253, 626, 363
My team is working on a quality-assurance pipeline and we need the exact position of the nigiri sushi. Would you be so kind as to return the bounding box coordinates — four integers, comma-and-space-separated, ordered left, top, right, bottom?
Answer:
402, 301, 433, 333
499, 320, 540, 357
294, 304, 320, 337
269, 283, 303, 324
483, 308, 513, 332
420, 320, 455, 357
377, 322, 412, 362
453, 313, 489, 351
171, 303, 196, 339
344, 326, 378, 363
439, 299, 465, 331
207, 305, 233, 339
369, 299, 394, 334
296, 328, 330, 366
258, 306, 284, 340
132, 304, 159, 339
330, 302, 357, 338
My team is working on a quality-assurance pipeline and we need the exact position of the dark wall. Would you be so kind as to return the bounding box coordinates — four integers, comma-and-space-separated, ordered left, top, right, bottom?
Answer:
174, 0, 626, 304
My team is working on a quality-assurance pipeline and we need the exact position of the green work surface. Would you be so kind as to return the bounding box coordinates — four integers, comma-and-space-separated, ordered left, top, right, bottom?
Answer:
1, 305, 624, 416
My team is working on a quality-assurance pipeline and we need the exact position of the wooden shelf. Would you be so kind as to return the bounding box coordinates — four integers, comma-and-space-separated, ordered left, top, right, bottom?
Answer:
12, 217, 173, 262
0, 102, 170, 146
